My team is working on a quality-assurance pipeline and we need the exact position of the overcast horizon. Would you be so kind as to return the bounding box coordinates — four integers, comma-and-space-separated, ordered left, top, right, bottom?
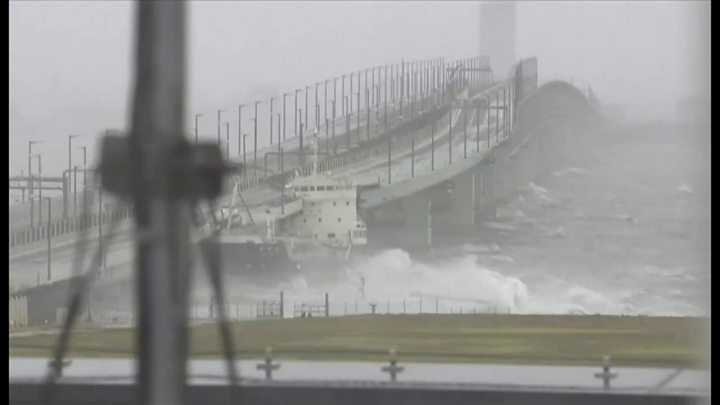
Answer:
9, 1, 710, 178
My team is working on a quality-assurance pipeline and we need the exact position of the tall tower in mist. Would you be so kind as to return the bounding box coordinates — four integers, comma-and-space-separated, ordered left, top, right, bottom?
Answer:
479, 1, 516, 80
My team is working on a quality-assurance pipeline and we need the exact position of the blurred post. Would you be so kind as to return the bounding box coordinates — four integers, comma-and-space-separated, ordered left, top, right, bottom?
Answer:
127, 2, 191, 404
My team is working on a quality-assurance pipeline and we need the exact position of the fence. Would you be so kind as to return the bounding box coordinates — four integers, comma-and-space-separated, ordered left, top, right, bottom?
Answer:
8, 206, 133, 249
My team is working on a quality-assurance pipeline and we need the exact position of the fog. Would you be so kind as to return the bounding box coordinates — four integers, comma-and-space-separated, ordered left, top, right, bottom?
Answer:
8, 1, 709, 177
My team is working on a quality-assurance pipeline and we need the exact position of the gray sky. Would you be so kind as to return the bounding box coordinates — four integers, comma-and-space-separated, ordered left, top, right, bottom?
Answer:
9, 1, 709, 177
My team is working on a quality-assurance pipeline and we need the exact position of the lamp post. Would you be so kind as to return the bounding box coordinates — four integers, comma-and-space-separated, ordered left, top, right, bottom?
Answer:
269, 97, 275, 144
315, 82, 320, 130
28, 140, 39, 229
67, 135, 79, 219
225, 122, 230, 160
341, 74, 345, 116
237, 104, 245, 157
42, 196, 52, 281
294, 89, 301, 138
73, 164, 82, 219
254, 100, 261, 175
79, 146, 87, 217
217, 109, 223, 146
242, 133, 248, 177
194, 113, 203, 144
305, 86, 309, 131
35, 154, 43, 224
282, 93, 290, 141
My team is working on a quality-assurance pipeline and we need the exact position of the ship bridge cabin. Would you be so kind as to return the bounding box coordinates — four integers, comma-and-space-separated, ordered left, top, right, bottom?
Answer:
287, 172, 367, 248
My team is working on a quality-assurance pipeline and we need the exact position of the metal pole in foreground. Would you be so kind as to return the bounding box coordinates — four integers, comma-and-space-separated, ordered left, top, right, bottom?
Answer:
129, 3, 190, 404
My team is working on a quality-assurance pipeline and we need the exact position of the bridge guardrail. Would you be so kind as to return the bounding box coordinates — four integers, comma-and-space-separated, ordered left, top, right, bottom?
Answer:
8, 81, 478, 249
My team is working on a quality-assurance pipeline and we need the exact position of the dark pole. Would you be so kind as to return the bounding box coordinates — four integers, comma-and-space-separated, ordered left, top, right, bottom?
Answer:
400, 59, 404, 118
294, 89, 300, 138
194, 114, 202, 144
37, 154, 42, 224
283, 92, 289, 141
73, 165, 80, 219
217, 109, 223, 146
225, 122, 230, 161
44, 197, 51, 281
384, 65, 388, 133
67, 135, 78, 219
98, 186, 104, 271
476, 105, 480, 153
431, 111, 435, 171
269, 97, 275, 144
324, 80, 329, 125
495, 92, 499, 143
345, 97, 350, 149
487, 96, 491, 148
305, 86, 309, 130
81, 146, 87, 217
365, 87, 370, 141
350, 72, 354, 112
372, 67, 376, 106
242, 134, 247, 177
128, 3, 191, 401
277, 113, 281, 165
341, 74, 345, 116
28, 140, 37, 229
254, 100, 261, 176
410, 117, 415, 178
464, 102, 468, 159
356, 91, 360, 143
449, 108, 453, 165
237, 104, 244, 157
315, 82, 319, 130
299, 108, 304, 164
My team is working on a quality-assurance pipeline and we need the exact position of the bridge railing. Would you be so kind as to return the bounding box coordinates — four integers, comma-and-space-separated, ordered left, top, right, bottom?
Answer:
8, 59, 489, 249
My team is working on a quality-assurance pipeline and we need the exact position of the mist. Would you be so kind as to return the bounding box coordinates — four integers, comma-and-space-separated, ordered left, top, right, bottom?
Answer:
9, 1, 709, 177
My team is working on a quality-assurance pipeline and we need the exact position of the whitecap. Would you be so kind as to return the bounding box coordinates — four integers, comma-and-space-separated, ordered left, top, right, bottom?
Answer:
677, 183, 695, 194
553, 167, 588, 177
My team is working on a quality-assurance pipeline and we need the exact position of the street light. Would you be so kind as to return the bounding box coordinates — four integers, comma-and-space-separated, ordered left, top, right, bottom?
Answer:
194, 113, 203, 144
225, 122, 231, 160
32, 154, 43, 224
78, 146, 88, 226
28, 140, 40, 229
73, 164, 82, 219
217, 109, 224, 146
42, 196, 52, 281
67, 135, 79, 219
237, 104, 245, 158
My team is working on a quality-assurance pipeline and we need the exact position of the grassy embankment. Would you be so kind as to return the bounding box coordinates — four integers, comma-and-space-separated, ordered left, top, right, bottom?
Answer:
10, 314, 708, 367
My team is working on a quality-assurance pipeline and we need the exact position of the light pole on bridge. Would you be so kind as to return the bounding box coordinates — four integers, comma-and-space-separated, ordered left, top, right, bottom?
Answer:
238, 104, 245, 158
28, 140, 40, 229
194, 113, 203, 144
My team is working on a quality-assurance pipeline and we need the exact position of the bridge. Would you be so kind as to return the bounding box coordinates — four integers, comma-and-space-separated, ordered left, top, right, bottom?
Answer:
8, 54, 597, 289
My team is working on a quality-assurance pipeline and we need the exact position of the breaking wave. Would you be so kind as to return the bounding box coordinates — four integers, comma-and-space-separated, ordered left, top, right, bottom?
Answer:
553, 167, 588, 177
677, 182, 695, 194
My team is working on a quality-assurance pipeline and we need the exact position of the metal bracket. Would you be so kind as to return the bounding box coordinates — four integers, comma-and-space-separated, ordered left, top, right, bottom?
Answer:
98, 134, 241, 200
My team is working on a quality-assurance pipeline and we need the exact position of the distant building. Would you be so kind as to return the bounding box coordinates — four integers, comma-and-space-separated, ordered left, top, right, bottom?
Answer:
479, 1, 516, 80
